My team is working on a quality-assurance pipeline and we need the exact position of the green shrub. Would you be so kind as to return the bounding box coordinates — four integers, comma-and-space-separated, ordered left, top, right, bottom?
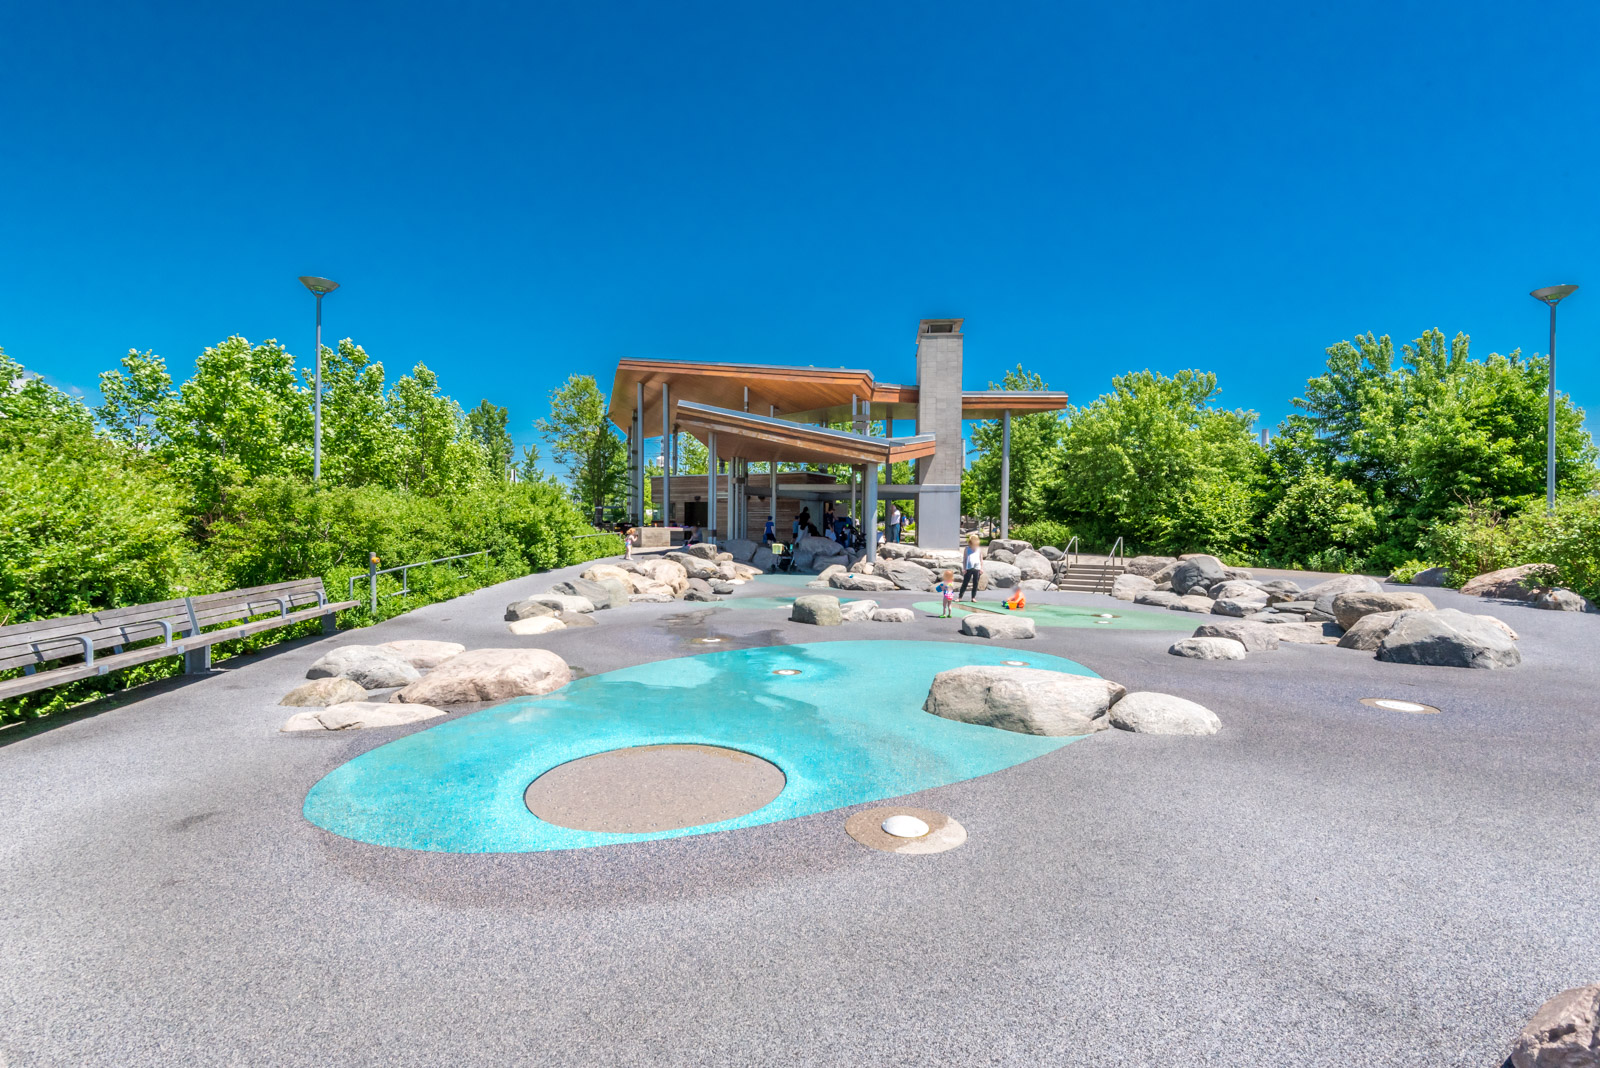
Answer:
1387, 559, 1438, 584
1009, 519, 1073, 549
1424, 495, 1600, 603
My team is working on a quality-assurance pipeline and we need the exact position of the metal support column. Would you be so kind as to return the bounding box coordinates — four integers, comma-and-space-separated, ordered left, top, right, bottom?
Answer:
706, 433, 718, 540
1000, 408, 1011, 539
864, 460, 879, 564
660, 383, 671, 527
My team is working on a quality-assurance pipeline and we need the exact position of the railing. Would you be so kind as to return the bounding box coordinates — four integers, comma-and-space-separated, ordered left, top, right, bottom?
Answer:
1062, 536, 1081, 573
349, 550, 490, 614
1095, 536, 1126, 593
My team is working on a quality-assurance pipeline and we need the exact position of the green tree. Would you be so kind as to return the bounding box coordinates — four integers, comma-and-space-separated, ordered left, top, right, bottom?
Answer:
96, 349, 173, 452
317, 340, 401, 488
962, 366, 1064, 525
388, 363, 483, 495
466, 399, 514, 482
1050, 369, 1258, 554
0, 348, 95, 448
535, 375, 625, 519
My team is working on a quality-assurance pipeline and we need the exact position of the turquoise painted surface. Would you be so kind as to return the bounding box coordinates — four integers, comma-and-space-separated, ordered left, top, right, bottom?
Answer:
303, 640, 1099, 854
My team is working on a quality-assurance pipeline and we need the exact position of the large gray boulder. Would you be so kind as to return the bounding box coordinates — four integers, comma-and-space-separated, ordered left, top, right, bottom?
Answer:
1171, 555, 1227, 595
1511, 984, 1600, 1068
523, 593, 594, 614
720, 538, 759, 563
1111, 573, 1157, 601
1212, 598, 1266, 618
665, 551, 719, 580
1376, 609, 1522, 669
1460, 563, 1553, 600
829, 572, 899, 592
1135, 590, 1187, 609
1533, 588, 1598, 613
305, 645, 422, 689
1192, 620, 1281, 652
871, 607, 916, 623
837, 598, 879, 622
791, 595, 842, 626
1169, 637, 1247, 660
596, 577, 630, 608
1210, 580, 1267, 602
983, 561, 1023, 588
1302, 574, 1384, 616
1331, 591, 1436, 630
1273, 622, 1343, 644
682, 542, 719, 560
923, 666, 1122, 735
683, 577, 719, 601
1169, 594, 1216, 613
1409, 566, 1449, 587
1018, 579, 1054, 591
379, 640, 467, 670
1038, 545, 1064, 561
1126, 555, 1177, 578
985, 548, 1016, 564
880, 561, 936, 592
749, 546, 776, 572
552, 576, 618, 609
958, 613, 1036, 640
1109, 692, 1221, 735
1257, 579, 1302, 597
1336, 611, 1403, 651
1013, 550, 1053, 581
817, 563, 848, 583
282, 701, 446, 732
987, 539, 1033, 554
280, 677, 369, 707
393, 648, 571, 704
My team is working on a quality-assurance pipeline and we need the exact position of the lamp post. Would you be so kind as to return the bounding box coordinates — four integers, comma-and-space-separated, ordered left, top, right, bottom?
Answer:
1530, 284, 1578, 511
298, 276, 340, 482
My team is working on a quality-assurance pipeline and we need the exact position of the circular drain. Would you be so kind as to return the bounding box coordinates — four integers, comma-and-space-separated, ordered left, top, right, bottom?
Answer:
1001, 659, 1029, 666
772, 668, 802, 676
845, 807, 967, 855
1361, 697, 1441, 715
525, 745, 785, 833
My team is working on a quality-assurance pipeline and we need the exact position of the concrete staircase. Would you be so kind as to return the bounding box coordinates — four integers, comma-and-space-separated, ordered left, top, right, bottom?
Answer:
1054, 554, 1126, 594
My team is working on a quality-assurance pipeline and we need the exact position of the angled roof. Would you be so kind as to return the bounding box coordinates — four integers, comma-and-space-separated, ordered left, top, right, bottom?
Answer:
671, 401, 938, 467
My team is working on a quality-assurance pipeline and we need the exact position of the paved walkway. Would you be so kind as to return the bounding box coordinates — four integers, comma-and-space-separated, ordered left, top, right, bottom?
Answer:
2, 562, 1597, 1067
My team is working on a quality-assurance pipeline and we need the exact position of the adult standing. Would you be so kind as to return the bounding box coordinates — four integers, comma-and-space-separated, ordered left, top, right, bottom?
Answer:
887, 503, 902, 543
958, 532, 983, 601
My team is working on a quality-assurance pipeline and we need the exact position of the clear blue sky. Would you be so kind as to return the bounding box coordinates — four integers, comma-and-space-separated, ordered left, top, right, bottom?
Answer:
3, 0, 1596, 468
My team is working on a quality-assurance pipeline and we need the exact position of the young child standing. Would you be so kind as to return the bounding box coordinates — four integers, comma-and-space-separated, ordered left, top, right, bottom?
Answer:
935, 569, 957, 617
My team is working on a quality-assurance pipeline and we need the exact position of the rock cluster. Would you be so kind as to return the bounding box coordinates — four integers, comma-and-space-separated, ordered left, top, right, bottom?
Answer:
1511, 984, 1600, 1068
923, 664, 1219, 737
788, 595, 925, 627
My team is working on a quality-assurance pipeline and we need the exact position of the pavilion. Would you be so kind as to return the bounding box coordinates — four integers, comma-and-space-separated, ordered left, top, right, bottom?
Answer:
607, 318, 1068, 560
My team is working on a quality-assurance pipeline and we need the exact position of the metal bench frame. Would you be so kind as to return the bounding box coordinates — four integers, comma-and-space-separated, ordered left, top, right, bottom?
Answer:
0, 578, 359, 702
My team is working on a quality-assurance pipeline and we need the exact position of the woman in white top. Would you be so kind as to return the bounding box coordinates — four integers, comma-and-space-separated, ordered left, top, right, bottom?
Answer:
958, 532, 982, 601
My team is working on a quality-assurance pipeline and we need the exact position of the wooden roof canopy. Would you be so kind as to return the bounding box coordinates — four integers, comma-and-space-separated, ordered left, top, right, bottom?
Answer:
609, 357, 1068, 430
671, 402, 938, 467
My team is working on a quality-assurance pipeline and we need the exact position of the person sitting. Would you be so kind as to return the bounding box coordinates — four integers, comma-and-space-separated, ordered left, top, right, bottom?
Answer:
683, 523, 700, 546
1005, 588, 1027, 611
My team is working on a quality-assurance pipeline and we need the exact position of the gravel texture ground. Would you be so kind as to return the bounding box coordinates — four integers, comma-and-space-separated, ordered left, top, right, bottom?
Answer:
2, 558, 1596, 1067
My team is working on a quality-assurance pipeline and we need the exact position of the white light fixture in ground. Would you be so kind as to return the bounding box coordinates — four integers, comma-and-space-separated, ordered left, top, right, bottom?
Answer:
881, 814, 930, 838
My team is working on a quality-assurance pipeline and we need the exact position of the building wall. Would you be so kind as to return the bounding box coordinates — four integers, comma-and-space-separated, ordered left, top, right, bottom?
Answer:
914, 327, 964, 548
650, 470, 848, 542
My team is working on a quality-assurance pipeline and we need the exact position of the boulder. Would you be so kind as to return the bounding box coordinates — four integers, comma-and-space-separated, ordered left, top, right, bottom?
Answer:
1271, 600, 1315, 614
629, 591, 676, 603
1109, 692, 1221, 735
1126, 555, 1178, 578
1171, 555, 1227, 595
715, 551, 733, 562
580, 563, 632, 587
958, 614, 1036, 640
1376, 609, 1521, 668
796, 534, 842, 557
1111, 573, 1157, 601
880, 561, 937, 592
791, 595, 842, 626
552, 576, 617, 609
1257, 579, 1302, 596
749, 546, 776, 572
505, 597, 559, 621
1274, 622, 1343, 644
1336, 611, 1402, 651
683, 578, 720, 602
1211, 598, 1266, 618
715, 560, 742, 580
1460, 563, 1554, 601
508, 615, 567, 635
1511, 985, 1600, 1068
598, 577, 630, 608
720, 538, 759, 563
1331, 591, 1436, 630
1533, 588, 1597, 613
1409, 566, 1449, 588
1479, 615, 1519, 641
682, 542, 719, 560
1192, 620, 1281, 652
838, 598, 879, 622
986, 548, 1016, 564
305, 645, 422, 689
558, 612, 596, 627
1302, 574, 1384, 616
378, 639, 467, 670
1152, 562, 1181, 585
1169, 594, 1216, 613
1267, 589, 1307, 605
710, 580, 736, 595
393, 648, 571, 704
829, 572, 899, 592
1169, 637, 1247, 660
666, 551, 720, 580
923, 666, 1122, 735
1019, 579, 1054, 591
1038, 545, 1064, 561
1220, 567, 1255, 582
871, 607, 916, 623
817, 563, 848, 583
987, 539, 1033, 554
280, 677, 368, 707
1210, 581, 1267, 602
1014, 550, 1053, 581
1134, 591, 1187, 609
282, 701, 446, 732
984, 562, 1023, 588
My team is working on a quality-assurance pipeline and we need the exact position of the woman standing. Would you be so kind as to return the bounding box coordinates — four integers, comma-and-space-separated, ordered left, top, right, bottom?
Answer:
958, 533, 983, 601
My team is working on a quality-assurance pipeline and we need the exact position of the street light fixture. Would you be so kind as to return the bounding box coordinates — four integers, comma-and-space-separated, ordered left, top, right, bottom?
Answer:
1530, 283, 1578, 511
299, 275, 340, 482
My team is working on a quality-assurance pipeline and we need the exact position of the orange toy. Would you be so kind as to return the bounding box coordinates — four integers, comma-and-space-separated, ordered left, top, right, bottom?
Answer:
1005, 589, 1026, 611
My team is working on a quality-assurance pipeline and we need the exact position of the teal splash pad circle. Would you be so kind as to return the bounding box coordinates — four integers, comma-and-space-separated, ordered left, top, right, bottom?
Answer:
303, 640, 1099, 853
912, 601, 1198, 631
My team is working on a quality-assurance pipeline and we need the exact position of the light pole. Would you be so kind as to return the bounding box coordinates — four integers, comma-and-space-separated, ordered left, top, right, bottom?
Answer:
1530, 283, 1578, 511
298, 276, 340, 481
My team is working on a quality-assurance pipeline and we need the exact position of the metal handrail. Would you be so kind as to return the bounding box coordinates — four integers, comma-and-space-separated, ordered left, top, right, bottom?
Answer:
349, 550, 490, 613
1062, 536, 1081, 572
1096, 536, 1126, 593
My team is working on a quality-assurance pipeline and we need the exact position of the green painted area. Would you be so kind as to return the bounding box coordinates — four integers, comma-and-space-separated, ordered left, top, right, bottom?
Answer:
912, 601, 1198, 631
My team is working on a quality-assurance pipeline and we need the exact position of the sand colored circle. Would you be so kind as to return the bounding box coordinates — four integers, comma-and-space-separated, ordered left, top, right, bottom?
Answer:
526, 744, 785, 833
846, 806, 967, 855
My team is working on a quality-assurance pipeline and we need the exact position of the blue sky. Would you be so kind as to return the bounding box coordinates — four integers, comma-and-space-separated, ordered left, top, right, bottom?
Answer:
3, 1, 1596, 469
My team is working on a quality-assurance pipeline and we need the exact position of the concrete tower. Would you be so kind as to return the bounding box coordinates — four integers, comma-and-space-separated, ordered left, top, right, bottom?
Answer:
913, 318, 964, 549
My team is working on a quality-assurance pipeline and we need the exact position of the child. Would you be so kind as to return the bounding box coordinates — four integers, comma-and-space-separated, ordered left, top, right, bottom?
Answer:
1005, 588, 1026, 611
935, 569, 957, 617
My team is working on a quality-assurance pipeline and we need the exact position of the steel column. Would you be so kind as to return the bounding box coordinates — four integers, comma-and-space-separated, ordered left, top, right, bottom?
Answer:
707, 433, 718, 539
661, 383, 671, 527
1000, 408, 1011, 539
864, 461, 878, 564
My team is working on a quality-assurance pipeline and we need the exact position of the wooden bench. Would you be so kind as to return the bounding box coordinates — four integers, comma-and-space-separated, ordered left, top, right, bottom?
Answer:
0, 578, 359, 702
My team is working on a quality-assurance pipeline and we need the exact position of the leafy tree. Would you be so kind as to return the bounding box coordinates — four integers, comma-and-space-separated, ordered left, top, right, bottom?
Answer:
388, 363, 483, 496
0, 347, 95, 448
96, 349, 173, 451
466, 399, 514, 481
317, 340, 400, 488
963, 366, 1064, 525
1050, 369, 1258, 554
535, 375, 625, 519
516, 442, 542, 482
